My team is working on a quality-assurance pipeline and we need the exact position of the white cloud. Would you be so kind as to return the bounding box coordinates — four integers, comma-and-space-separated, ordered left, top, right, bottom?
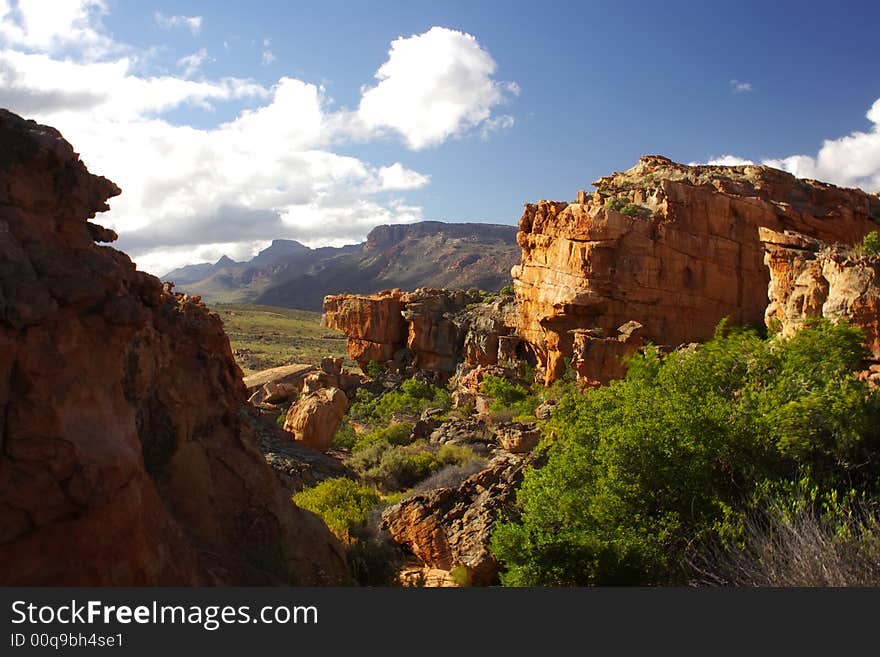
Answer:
261, 37, 275, 65
0, 10, 517, 274
730, 79, 753, 94
177, 48, 208, 77
377, 163, 430, 190
703, 155, 756, 166
0, 0, 113, 55
357, 26, 518, 150
154, 12, 202, 36
480, 114, 514, 140
697, 99, 880, 193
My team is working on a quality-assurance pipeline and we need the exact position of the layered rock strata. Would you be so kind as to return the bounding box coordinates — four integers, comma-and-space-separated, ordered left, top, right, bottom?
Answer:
513, 155, 880, 383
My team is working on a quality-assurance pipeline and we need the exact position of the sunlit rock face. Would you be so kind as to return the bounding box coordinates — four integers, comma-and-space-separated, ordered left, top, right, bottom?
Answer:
512, 155, 880, 383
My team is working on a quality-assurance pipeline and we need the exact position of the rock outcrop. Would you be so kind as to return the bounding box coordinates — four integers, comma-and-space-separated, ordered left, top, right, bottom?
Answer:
283, 387, 349, 453
761, 228, 880, 359
323, 288, 518, 376
381, 452, 542, 585
0, 110, 347, 585
513, 156, 880, 383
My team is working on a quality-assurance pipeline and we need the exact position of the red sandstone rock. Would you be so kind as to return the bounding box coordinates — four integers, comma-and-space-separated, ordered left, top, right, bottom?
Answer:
0, 110, 348, 585
513, 155, 880, 383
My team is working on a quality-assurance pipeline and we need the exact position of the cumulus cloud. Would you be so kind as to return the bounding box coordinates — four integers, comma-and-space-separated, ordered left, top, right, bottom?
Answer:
377, 163, 430, 190
0, 0, 114, 55
702, 155, 756, 166
697, 99, 880, 193
154, 12, 202, 36
357, 26, 518, 149
729, 79, 753, 94
0, 11, 517, 274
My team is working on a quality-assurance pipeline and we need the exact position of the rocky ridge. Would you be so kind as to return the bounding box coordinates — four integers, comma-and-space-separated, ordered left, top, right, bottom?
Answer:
323, 288, 520, 377
165, 221, 520, 311
513, 155, 880, 383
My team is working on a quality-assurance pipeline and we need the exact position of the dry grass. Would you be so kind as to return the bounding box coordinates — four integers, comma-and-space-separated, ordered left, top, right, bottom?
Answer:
211, 303, 350, 375
689, 504, 880, 587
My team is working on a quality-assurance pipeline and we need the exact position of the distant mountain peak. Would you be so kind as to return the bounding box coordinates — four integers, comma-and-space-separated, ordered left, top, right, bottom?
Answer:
170, 220, 520, 310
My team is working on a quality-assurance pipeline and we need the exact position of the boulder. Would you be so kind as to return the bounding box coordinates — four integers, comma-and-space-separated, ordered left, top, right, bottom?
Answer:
284, 387, 349, 453
495, 422, 541, 453
381, 452, 543, 585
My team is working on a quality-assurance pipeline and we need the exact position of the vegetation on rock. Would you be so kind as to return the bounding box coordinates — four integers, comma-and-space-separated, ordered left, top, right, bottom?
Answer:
491, 320, 880, 586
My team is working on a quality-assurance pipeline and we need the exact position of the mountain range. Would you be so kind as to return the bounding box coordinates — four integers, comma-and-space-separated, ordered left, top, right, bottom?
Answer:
162, 221, 521, 310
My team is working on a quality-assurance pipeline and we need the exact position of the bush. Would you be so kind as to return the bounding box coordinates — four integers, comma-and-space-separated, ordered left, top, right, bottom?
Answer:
351, 440, 480, 492
364, 360, 384, 378
292, 478, 382, 541
480, 375, 539, 419
352, 422, 415, 453
490, 320, 880, 586
411, 460, 486, 493
332, 420, 358, 450
348, 387, 379, 423
370, 379, 452, 424
606, 196, 628, 212
861, 231, 880, 257
620, 203, 644, 217
499, 284, 515, 297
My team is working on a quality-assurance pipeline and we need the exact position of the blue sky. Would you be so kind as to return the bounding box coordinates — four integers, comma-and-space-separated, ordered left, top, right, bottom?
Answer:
2, 0, 879, 274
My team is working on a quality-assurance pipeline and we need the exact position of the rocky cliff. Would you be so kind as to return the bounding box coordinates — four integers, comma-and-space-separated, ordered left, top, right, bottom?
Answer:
323, 288, 519, 376
513, 156, 880, 383
762, 228, 880, 360
0, 110, 347, 585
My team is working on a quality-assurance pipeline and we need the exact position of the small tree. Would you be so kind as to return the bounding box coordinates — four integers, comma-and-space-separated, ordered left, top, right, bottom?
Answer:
861, 231, 880, 257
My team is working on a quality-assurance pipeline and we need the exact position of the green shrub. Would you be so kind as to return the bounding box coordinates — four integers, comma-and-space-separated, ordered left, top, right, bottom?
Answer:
491, 320, 880, 586
620, 203, 644, 216
351, 440, 480, 492
349, 387, 379, 423
332, 420, 358, 450
606, 196, 628, 212
499, 284, 515, 297
364, 360, 384, 378
370, 379, 452, 424
480, 375, 539, 419
292, 478, 382, 540
353, 422, 415, 453
449, 565, 472, 587
861, 231, 880, 257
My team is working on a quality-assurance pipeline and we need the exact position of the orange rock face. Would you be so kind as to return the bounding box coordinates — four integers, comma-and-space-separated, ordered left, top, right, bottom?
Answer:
513, 155, 880, 383
324, 288, 516, 375
762, 228, 880, 359
0, 110, 348, 585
